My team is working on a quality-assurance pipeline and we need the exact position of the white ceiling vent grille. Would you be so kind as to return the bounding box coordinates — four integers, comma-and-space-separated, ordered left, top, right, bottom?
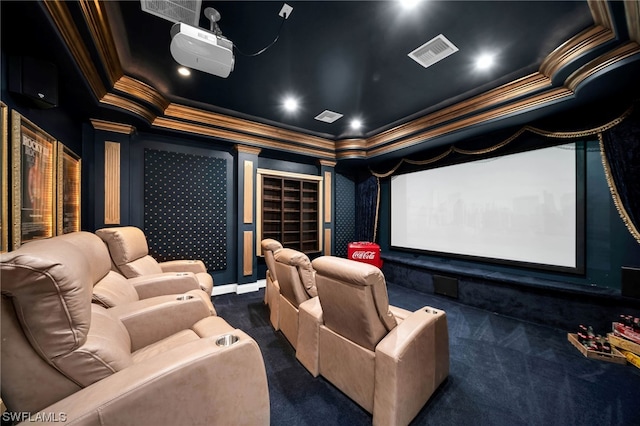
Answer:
314, 110, 344, 123
408, 34, 459, 69
140, 0, 202, 26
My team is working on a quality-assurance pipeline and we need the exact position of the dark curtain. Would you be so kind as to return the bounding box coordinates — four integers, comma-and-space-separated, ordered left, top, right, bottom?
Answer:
355, 175, 379, 242
601, 107, 640, 242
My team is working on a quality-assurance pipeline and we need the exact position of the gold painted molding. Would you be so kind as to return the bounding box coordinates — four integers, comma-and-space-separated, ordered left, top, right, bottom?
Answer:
319, 160, 337, 167
153, 117, 335, 159
540, 25, 615, 78
78, 0, 123, 85
243, 231, 253, 276
104, 141, 121, 225
367, 87, 573, 158
588, 0, 614, 29
324, 228, 332, 256
244, 161, 254, 224
90, 119, 136, 134
625, 0, 640, 44
324, 171, 332, 223
235, 145, 262, 155
42, 1, 107, 100
165, 104, 335, 150
100, 93, 157, 123
114, 76, 170, 112
565, 42, 640, 92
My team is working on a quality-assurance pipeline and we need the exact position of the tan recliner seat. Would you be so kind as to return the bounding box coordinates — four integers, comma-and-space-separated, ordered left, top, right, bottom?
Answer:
261, 238, 283, 329
272, 248, 322, 376
54, 231, 216, 314
309, 256, 450, 426
0, 234, 270, 425
96, 226, 214, 295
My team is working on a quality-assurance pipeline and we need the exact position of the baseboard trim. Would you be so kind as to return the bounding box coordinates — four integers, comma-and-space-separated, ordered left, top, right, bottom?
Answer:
212, 279, 266, 296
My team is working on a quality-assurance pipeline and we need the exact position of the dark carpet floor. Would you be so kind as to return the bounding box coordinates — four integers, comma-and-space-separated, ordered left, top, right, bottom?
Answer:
213, 283, 640, 426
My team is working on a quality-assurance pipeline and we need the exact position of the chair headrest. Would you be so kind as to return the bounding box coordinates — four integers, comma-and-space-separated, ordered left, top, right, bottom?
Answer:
274, 248, 317, 300
1, 235, 95, 359
261, 239, 283, 253
95, 226, 149, 265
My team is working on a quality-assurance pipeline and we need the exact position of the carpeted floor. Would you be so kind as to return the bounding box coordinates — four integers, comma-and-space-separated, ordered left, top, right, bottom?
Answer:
213, 283, 640, 426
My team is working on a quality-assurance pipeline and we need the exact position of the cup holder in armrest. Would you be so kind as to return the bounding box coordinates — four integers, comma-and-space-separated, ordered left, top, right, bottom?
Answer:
176, 295, 194, 301
176, 272, 190, 276
216, 334, 239, 347
425, 308, 438, 314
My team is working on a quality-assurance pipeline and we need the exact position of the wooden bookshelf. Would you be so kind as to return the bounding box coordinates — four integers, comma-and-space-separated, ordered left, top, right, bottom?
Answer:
261, 175, 320, 254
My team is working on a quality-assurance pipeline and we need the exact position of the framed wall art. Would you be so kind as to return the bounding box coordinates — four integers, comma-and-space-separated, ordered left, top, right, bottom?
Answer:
0, 102, 8, 253
11, 111, 57, 249
57, 142, 81, 234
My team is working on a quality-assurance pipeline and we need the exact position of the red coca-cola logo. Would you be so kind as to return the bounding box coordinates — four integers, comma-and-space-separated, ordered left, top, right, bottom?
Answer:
351, 251, 376, 260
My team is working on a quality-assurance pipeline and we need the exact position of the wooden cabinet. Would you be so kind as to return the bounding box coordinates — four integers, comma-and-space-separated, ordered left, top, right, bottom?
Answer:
261, 174, 320, 254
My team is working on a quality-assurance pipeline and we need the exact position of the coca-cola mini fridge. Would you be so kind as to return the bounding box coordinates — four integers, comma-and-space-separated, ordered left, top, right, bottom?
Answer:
347, 241, 383, 268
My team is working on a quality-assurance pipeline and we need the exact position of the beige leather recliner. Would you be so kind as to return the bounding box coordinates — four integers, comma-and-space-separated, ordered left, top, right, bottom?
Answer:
308, 256, 450, 426
261, 238, 283, 329
55, 231, 215, 313
96, 226, 214, 295
0, 234, 270, 425
272, 247, 322, 376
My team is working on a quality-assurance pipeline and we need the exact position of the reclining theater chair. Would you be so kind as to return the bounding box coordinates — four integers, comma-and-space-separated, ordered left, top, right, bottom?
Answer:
96, 226, 214, 295
273, 248, 317, 348
261, 238, 283, 329
55, 231, 215, 314
0, 234, 269, 425
311, 256, 450, 426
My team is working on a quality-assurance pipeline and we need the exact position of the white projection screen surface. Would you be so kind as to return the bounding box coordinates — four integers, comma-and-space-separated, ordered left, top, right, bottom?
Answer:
391, 143, 580, 270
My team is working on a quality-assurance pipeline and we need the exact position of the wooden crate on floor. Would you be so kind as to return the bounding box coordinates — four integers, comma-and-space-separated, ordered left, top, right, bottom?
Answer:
607, 332, 640, 356
567, 333, 627, 365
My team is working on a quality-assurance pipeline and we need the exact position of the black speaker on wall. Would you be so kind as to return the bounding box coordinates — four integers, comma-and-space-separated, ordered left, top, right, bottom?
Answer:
621, 266, 640, 299
9, 56, 58, 109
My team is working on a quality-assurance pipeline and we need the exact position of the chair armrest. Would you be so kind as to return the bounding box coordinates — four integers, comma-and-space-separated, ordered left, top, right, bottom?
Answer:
128, 272, 200, 299
108, 295, 214, 351
159, 259, 207, 274
22, 332, 270, 426
374, 307, 450, 426
297, 296, 323, 377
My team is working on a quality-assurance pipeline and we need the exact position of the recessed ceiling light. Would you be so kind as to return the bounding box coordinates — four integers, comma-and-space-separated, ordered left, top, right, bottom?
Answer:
475, 53, 495, 70
399, 0, 421, 10
178, 67, 191, 76
283, 96, 299, 112
350, 118, 362, 130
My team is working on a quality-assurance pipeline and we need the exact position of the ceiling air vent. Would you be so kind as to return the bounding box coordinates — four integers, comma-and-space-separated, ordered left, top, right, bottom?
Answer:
314, 110, 344, 123
140, 0, 202, 26
408, 34, 459, 69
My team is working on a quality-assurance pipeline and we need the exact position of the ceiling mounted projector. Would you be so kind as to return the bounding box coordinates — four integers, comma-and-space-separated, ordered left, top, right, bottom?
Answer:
170, 8, 235, 78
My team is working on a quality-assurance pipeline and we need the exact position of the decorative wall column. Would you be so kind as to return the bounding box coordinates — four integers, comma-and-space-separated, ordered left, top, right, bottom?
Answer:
319, 160, 336, 255
88, 119, 135, 230
235, 145, 261, 284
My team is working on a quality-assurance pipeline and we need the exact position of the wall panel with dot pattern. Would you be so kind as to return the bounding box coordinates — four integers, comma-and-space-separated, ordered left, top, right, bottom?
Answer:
335, 173, 356, 257
144, 148, 227, 271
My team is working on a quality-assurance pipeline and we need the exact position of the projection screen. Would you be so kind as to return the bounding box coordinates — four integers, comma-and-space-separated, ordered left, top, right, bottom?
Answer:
390, 143, 583, 271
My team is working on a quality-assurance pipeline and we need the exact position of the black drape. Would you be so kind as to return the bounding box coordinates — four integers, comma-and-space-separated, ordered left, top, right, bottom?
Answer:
354, 175, 379, 242
601, 108, 640, 243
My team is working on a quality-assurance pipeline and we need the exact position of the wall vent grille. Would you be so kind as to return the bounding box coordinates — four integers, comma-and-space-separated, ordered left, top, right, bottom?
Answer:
140, 0, 202, 26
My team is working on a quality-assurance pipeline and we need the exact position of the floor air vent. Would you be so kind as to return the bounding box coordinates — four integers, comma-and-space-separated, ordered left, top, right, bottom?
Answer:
140, 0, 202, 26
433, 275, 459, 298
408, 34, 459, 69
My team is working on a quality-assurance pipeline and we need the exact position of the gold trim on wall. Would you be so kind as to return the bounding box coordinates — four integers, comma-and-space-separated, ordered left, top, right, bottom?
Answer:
113, 76, 170, 112
100, 93, 157, 123
625, 0, 640, 43
0, 102, 8, 253
90, 119, 136, 134
243, 231, 253, 276
324, 171, 332, 223
324, 228, 332, 256
104, 141, 120, 224
244, 160, 254, 224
